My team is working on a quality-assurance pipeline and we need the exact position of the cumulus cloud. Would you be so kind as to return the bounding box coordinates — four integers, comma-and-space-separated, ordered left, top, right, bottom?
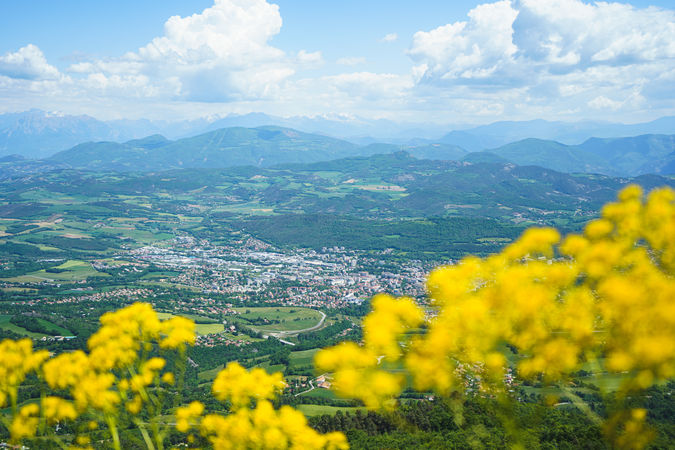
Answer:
381, 33, 398, 43
588, 95, 623, 111
0, 44, 61, 80
68, 0, 296, 101
296, 50, 323, 67
410, 0, 675, 83
409, 1, 518, 83
407, 0, 675, 119
1, 0, 673, 123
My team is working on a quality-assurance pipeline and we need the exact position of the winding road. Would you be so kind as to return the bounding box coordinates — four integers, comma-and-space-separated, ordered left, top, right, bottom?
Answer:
263, 310, 327, 344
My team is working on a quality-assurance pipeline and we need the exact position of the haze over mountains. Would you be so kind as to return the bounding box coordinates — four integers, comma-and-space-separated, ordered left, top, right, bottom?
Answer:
38, 127, 675, 177
2, 109, 675, 159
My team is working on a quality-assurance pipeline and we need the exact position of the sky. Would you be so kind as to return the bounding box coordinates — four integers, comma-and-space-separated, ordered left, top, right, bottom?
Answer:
0, 0, 674, 125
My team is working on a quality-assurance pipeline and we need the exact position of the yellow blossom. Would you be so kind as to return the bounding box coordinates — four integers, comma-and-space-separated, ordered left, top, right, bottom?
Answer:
212, 362, 285, 407
10, 403, 39, 442
160, 316, 195, 349
316, 185, 675, 449
0, 339, 48, 406
176, 401, 204, 433
42, 396, 78, 424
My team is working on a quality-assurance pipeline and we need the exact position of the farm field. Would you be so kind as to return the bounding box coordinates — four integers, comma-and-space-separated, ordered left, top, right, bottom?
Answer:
156, 312, 224, 335
233, 307, 324, 333
0, 314, 44, 338
0, 314, 72, 337
296, 405, 366, 417
1, 259, 108, 283
289, 348, 320, 367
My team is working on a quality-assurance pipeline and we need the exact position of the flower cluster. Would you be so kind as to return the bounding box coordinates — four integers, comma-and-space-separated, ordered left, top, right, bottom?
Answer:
175, 362, 347, 449
0, 338, 48, 409
315, 295, 423, 409
212, 361, 285, 406
3, 303, 195, 446
315, 185, 675, 448
1, 303, 347, 449
201, 401, 347, 450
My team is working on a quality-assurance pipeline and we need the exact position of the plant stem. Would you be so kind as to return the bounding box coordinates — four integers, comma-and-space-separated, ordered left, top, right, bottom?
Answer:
105, 413, 121, 450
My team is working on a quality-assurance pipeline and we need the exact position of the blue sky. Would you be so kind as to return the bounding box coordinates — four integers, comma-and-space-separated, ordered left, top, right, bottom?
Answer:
0, 0, 673, 124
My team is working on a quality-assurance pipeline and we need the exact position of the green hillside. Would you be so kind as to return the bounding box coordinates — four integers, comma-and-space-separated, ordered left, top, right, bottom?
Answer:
50, 126, 360, 171
488, 134, 675, 176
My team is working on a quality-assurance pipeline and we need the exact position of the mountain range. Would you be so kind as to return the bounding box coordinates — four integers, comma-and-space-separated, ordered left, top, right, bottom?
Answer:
35, 125, 673, 177
1, 109, 674, 160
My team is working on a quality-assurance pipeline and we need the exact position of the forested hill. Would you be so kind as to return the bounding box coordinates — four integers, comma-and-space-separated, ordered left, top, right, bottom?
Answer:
2, 151, 673, 231
486, 134, 675, 176
48, 126, 362, 171
22, 125, 674, 177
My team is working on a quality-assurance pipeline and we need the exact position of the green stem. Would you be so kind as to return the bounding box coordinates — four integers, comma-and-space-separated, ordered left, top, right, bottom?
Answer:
105, 413, 121, 450
151, 418, 163, 450
134, 418, 156, 450
9, 387, 17, 417
175, 347, 188, 409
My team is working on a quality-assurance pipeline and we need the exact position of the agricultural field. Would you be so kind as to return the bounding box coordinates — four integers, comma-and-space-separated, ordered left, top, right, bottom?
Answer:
156, 312, 224, 335
296, 405, 365, 417
233, 307, 324, 333
289, 348, 320, 368
0, 314, 72, 337
1, 259, 108, 283
0, 314, 44, 338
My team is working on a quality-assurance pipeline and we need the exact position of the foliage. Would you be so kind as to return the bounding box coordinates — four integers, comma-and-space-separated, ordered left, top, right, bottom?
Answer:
0, 303, 346, 449
316, 185, 675, 448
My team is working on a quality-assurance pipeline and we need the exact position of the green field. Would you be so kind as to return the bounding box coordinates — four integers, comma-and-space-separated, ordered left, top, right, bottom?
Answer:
259, 361, 286, 373
0, 314, 72, 337
296, 404, 365, 417
300, 387, 339, 400
0, 314, 44, 338
1, 259, 108, 283
157, 313, 224, 335
289, 348, 319, 368
198, 366, 223, 382
233, 307, 323, 332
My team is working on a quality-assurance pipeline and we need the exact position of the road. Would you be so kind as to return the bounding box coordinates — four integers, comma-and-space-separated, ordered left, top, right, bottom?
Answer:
263, 310, 327, 344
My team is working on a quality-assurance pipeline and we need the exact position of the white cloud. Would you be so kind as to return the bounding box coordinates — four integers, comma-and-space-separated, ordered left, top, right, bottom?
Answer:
0, 44, 61, 80
296, 50, 323, 66
68, 0, 295, 102
281, 72, 414, 115
381, 33, 398, 43
512, 0, 675, 69
406, 0, 675, 120
337, 57, 366, 66
1, 0, 674, 123
410, 0, 675, 87
409, 1, 517, 83
588, 95, 623, 111
321, 72, 412, 99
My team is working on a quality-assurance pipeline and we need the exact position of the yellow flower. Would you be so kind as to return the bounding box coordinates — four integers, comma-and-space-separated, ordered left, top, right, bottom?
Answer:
0, 339, 48, 406
176, 401, 204, 433
42, 396, 78, 424
87, 302, 164, 370
160, 316, 196, 349
162, 371, 175, 385
126, 394, 142, 415
212, 362, 285, 407
10, 403, 39, 442
317, 185, 675, 448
